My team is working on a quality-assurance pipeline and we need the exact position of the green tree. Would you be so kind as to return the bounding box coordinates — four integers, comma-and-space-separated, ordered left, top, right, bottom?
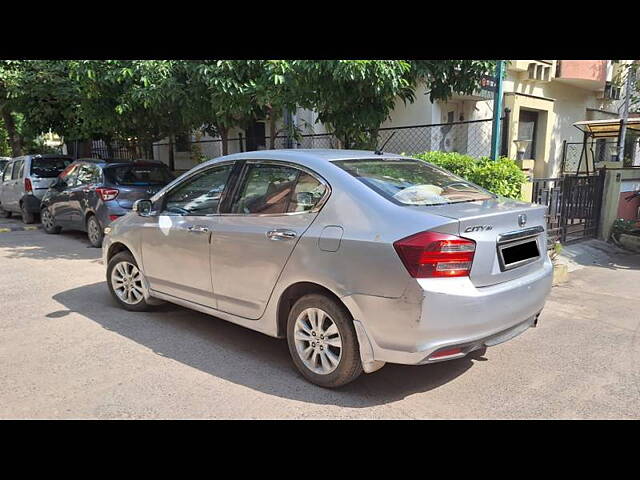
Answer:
290, 60, 495, 150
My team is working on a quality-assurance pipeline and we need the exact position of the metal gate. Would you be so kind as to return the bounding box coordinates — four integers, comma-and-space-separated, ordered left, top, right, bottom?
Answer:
531, 171, 605, 245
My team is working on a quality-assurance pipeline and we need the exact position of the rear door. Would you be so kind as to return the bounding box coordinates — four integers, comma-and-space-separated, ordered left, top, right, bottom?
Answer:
0, 161, 15, 210
6, 160, 24, 211
68, 163, 102, 227
211, 161, 329, 319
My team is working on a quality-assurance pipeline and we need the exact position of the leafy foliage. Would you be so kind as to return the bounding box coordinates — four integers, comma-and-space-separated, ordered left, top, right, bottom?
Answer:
0, 60, 496, 157
412, 151, 526, 199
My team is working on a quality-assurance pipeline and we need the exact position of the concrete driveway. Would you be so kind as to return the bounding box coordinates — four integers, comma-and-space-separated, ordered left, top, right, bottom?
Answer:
0, 225, 638, 419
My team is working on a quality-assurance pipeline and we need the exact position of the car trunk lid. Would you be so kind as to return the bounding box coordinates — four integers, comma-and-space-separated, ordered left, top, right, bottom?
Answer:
420, 198, 548, 287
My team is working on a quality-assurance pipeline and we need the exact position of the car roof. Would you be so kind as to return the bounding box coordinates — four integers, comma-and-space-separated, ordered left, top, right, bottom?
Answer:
218, 149, 406, 163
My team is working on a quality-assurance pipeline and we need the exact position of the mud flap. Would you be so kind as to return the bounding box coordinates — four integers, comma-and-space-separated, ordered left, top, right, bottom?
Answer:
353, 320, 386, 374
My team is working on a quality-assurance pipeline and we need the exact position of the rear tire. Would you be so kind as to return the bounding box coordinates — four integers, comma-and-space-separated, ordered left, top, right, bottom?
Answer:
286, 293, 363, 388
107, 251, 153, 312
87, 215, 104, 248
0, 205, 10, 218
41, 207, 61, 234
21, 203, 36, 224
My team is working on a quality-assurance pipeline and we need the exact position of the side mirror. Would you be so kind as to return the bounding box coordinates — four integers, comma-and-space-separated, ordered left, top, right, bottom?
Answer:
54, 178, 67, 190
132, 199, 153, 216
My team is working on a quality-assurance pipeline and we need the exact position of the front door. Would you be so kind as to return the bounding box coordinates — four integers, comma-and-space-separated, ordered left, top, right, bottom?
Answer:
141, 162, 235, 307
211, 161, 329, 319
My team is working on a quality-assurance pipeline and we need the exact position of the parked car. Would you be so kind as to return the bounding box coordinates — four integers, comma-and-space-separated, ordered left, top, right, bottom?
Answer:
0, 154, 74, 223
102, 149, 553, 388
41, 158, 174, 247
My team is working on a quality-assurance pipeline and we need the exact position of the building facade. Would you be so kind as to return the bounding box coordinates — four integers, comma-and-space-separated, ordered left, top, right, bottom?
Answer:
152, 60, 631, 177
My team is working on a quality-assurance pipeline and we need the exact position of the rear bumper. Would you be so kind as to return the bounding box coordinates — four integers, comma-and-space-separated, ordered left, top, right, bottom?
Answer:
343, 255, 553, 366
95, 202, 130, 226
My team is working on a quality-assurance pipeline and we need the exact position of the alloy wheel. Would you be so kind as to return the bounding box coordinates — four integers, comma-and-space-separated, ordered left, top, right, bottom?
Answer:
293, 307, 342, 375
110, 261, 145, 305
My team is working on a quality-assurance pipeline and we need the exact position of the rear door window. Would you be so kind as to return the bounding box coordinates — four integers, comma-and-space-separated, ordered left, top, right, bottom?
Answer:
3, 162, 13, 182
230, 163, 328, 215
76, 164, 102, 186
230, 164, 299, 214
30, 157, 73, 178
11, 160, 24, 180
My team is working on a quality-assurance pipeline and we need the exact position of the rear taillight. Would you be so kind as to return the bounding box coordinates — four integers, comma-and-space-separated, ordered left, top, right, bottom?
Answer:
96, 187, 119, 202
24, 178, 33, 193
393, 231, 476, 278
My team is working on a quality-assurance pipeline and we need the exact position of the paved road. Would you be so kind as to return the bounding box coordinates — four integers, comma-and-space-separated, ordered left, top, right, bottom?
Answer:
0, 225, 638, 419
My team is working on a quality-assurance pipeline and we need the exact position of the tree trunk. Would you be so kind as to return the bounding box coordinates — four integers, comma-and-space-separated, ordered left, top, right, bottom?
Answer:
1, 107, 23, 157
268, 108, 277, 149
168, 134, 175, 171
220, 127, 229, 156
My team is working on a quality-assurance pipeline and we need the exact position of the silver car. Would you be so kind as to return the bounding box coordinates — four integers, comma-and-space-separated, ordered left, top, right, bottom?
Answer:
103, 150, 553, 388
0, 154, 73, 223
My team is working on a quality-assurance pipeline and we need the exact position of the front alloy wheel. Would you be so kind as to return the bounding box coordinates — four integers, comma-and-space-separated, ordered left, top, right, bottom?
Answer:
111, 261, 145, 305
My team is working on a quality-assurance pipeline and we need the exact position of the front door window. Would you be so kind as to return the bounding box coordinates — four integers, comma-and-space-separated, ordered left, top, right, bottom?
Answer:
163, 164, 233, 215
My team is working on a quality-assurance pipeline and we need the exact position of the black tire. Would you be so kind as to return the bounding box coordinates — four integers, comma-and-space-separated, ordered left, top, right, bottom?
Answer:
87, 214, 104, 248
0, 205, 10, 219
21, 203, 36, 224
41, 207, 62, 234
106, 251, 152, 312
286, 293, 363, 388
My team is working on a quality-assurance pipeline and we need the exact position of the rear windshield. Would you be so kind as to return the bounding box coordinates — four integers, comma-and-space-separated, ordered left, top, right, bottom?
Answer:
334, 158, 494, 206
30, 157, 73, 178
106, 164, 173, 186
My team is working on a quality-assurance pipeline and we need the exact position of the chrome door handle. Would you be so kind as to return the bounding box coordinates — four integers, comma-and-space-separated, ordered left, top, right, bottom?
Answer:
267, 229, 297, 241
187, 225, 210, 233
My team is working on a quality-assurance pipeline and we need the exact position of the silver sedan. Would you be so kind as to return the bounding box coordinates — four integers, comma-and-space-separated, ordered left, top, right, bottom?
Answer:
103, 150, 553, 388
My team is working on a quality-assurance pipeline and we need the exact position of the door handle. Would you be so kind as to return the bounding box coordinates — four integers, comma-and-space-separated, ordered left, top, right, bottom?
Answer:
266, 229, 297, 241
187, 225, 210, 233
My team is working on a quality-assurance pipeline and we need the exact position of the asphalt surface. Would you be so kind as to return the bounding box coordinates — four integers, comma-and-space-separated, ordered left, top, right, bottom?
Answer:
0, 217, 639, 419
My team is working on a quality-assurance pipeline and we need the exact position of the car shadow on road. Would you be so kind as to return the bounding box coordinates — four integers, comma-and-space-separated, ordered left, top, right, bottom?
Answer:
0, 230, 101, 262
51, 281, 482, 409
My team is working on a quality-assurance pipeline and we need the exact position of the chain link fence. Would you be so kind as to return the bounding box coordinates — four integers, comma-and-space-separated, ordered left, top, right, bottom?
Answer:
78, 117, 501, 171
562, 138, 640, 174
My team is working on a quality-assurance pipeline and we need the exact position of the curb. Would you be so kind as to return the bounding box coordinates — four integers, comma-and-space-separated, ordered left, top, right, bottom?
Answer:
0, 225, 41, 233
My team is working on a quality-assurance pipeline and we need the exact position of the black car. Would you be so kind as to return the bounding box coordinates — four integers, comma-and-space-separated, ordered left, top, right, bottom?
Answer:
41, 158, 174, 247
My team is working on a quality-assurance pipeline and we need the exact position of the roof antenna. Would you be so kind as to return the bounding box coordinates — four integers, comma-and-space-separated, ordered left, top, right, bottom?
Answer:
374, 132, 396, 155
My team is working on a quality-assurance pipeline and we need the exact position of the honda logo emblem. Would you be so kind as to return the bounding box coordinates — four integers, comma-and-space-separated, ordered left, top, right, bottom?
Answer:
518, 214, 527, 227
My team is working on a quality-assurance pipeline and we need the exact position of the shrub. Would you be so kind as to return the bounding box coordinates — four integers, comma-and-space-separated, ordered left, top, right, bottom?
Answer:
411, 151, 527, 199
